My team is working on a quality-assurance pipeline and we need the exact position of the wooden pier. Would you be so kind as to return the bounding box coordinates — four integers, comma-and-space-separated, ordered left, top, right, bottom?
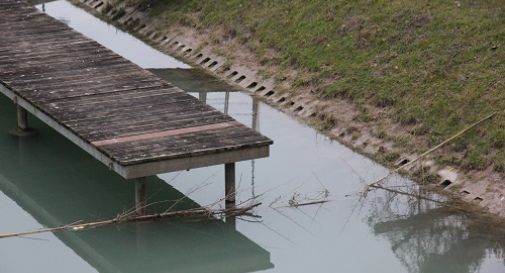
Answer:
0, 0, 272, 213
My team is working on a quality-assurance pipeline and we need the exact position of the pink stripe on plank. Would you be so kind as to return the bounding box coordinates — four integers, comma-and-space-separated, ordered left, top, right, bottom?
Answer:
92, 121, 240, 147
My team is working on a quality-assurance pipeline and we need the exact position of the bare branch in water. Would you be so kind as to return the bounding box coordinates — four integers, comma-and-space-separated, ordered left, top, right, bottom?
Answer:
368, 184, 444, 204
0, 202, 262, 240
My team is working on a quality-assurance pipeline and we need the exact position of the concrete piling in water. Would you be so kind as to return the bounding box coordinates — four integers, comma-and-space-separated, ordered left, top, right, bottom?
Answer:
135, 178, 147, 215
225, 163, 236, 203
225, 163, 237, 229
17, 105, 28, 130
9, 105, 36, 137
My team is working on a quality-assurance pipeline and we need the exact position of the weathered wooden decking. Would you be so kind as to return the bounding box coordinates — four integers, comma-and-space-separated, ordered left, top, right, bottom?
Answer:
0, 0, 272, 179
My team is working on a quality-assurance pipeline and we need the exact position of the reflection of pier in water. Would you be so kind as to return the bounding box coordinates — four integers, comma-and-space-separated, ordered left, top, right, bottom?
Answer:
28, 0, 57, 6
367, 192, 505, 273
0, 95, 273, 273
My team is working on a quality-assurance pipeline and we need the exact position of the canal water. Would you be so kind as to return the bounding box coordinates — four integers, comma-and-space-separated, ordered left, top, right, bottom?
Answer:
1, 1, 505, 272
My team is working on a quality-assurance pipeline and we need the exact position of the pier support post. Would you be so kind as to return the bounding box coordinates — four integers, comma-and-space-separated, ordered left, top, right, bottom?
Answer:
198, 91, 207, 104
225, 198, 237, 230
17, 105, 28, 131
9, 105, 36, 137
225, 163, 236, 203
135, 177, 147, 215
225, 163, 236, 229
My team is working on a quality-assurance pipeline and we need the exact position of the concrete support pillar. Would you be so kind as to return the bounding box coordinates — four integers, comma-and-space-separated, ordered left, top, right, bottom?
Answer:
225, 163, 236, 229
252, 98, 259, 131
198, 91, 207, 104
225, 163, 236, 203
17, 105, 28, 131
10, 105, 35, 137
224, 91, 230, 115
135, 177, 147, 215
225, 199, 236, 230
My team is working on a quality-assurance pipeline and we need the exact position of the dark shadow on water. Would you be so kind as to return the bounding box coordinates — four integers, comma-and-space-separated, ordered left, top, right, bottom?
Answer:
366, 190, 505, 273
0, 95, 273, 273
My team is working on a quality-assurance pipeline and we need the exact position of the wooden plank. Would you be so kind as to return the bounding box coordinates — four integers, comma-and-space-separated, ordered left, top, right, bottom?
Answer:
65, 107, 219, 132
92, 121, 241, 146
122, 146, 270, 179
16, 76, 166, 99
54, 93, 194, 122
82, 114, 234, 142
48, 87, 178, 106
104, 128, 267, 161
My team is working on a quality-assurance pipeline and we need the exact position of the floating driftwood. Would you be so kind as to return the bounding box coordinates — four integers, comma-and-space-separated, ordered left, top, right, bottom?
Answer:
0, 203, 261, 240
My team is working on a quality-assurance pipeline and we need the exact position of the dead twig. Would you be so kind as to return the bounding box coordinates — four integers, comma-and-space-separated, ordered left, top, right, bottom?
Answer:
273, 199, 333, 209
0, 203, 261, 240
290, 200, 330, 207
368, 184, 443, 204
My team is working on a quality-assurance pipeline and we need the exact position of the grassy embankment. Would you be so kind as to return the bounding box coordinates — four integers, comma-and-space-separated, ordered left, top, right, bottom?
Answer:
115, 0, 505, 173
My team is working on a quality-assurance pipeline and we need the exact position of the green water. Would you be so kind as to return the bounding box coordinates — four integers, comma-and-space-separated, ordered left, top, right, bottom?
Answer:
1, 1, 504, 272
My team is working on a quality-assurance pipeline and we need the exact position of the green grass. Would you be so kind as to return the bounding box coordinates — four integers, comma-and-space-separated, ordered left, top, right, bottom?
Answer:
117, 0, 505, 172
